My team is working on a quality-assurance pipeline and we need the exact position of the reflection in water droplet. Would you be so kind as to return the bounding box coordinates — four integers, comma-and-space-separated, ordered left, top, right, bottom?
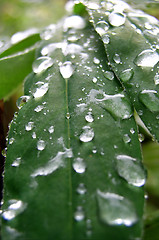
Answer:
73, 158, 86, 174
104, 71, 114, 81
37, 140, 46, 151
48, 126, 54, 133
154, 72, 159, 85
134, 49, 159, 67
95, 21, 109, 36
93, 57, 100, 65
77, 183, 87, 195
139, 90, 159, 112
74, 206, 85, 221
119, 69, 134, 82
34, 105, 44, 112
79, 126, 94, 142
32, 56, 54, 74
108, 12, 126, 27
97, 190, 138, 226
33, 82, 49, 99
113, 54, 121, 64
25, 122, 34, 131
12, 157, 21, 167
85, 112, 94, 123
16, 96, 30, 109
116, 155, 146, 187
123, 134, 131, 143
59, 61, 74, 79
2, 200, 27, 221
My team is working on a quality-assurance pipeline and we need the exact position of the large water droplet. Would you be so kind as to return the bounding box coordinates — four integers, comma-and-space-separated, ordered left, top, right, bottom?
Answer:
32, 57, 54, 74
97, 190, 138, 226
108, 12, 126, 27
113, 53, 121, 64
95, 21, 109, 36
37, 140, 46, 151
16, 96, 30, 109
33, 82, 49, 99
11, 157, 21, 167
79, 126, 94, 142
63, 16, 86, 32
85, 112, 94, 123
139, 90, 159, 112
134, 49, 159, 67
77, 183, 87, 195
103, 71, 114, 81
119, 69, 134, 82
25, 122, 34, 131
59, 61, 74, 79
74, 206, 85, 221
73, 158, 86, 174
116, 155, 146, 187
2, 200, 27, 221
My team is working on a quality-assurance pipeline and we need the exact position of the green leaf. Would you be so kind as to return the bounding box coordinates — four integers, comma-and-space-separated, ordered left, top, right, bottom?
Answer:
79, 0, 159, 141
2, 16, 145, 240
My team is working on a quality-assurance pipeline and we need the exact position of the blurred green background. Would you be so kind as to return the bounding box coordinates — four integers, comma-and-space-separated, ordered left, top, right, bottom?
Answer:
0, 0, 159, 239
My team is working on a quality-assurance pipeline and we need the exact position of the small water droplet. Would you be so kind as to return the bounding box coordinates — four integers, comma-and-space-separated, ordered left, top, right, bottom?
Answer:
139, 90, 159, 112
66, 112, 71, 119
93, 57, 100, 65
97, 190, 138, 226
32, 132, 36, 139
59, 61, 74, 79
138, 133, 145, 142
9, 138, 15, 145
25, 122, 34, 131
130, 128, 135, 134
68, 35, 80, 42
123, 134, 131, 143
77, 183, 87, 194
33, 82, 49, 99
95, 21, 109, 36
34, 105, 44, 112
79, 126, 94, 142
40, 24, 56, 40
11, 157, 21, 167
108, 12, 126, 27
134, 49, 159, 67
102, 34, 110, 44
37, 140, 46, 151
154, 72, 159, 85
74, 206, 85, 221
119, 69, 134, 82
16, 96, 30, 109
32, 57, 54, 74
48, 126, 54, 133
2, 200, 27, 221
116, 155, 146, 187
85, 112, 94, 123
92, 77, 97, 83
113, 54, 121, 64
104, 71, 114, 81
63, 16, 86, 31
73, 158, 86, 174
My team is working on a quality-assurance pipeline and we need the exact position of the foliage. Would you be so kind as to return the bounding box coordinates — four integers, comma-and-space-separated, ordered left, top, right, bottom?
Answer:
0, 0, 159, 239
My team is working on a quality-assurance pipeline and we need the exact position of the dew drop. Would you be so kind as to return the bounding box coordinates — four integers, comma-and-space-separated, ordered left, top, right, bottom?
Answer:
40, 24, 56, 40
138, 133, 145, 143
102, 34, 110, 44
116, 155, 146, 187
95, 21, 109, 36
59, 61, 74, 79
93, 57, 100, 65
66, 112, 71, 119
123, 134, 131, 143
63, 16, 86, 31
113, 53, 121, 64
103, 71, 114, 81
16, 96, 30, 109
92, 77, 97, 83
34, 105, 44, 112
130, 128, 135, 134
32, 132, 36, 139
134, 49, 159, 67
154, 72, 159, 85
85, 112, 94, 123
73, 158, 86, 174
37, 140, 46, 151
33, 82, 49, 99
108, 12, 126, 27
9, 138, 15, 145
76, 183, 87, 195
97, 190, 138, 226
119, 69, 134, 82
11, 157, 21, 167
25, 122, 34, 131
48, 126, 54, 133
139, 90, 159, 112
79, 126, 94, 142
74, 206, 85, 221
68, 35, 80, 42
2, 200, 27, 221
32, 56, 54, 74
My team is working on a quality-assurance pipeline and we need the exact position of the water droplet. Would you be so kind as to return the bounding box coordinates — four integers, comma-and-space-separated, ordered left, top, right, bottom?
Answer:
33, 82, 49, 99
16, 96, 30, 109
93, 57, 100, 65
77, 183, 87, 194
59, 61, 74, 79
139, 90, 159, 112
48, 126, 54, 133
116, 155, 146, 187
154, 72, 159, 85
134, 49, 159, 67
119, 69, 134, 82
37, 140, 46, 151
92, 77, 97, 83
9, 138, 15, 145
11, 28, 38, 44
73, 158, 86, 174
74, 206, 85, 221
130, 128, 135, 134
102, 35, 110, 44
95, 21, 109, 36
113, 53, 121, 64
123, 134, 131, 143
25, 122, 34, 131
79, 126, 94, 142
12, 157, 21, 167
108, 12, 126, 27
66, 112, 71, 119
97, 190, 138, 226
40, 24, 56, 40
32, 57, 54, 74
63, 16, 86, 32
68, 35, 80, 42
2, 200, 27, 221
138, 133, 145, 142
104, 71, 114, 81
32, 132, 36, 139
34, 105, 44, 112
85, 112, 94, 123
64, 43, 83, 56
